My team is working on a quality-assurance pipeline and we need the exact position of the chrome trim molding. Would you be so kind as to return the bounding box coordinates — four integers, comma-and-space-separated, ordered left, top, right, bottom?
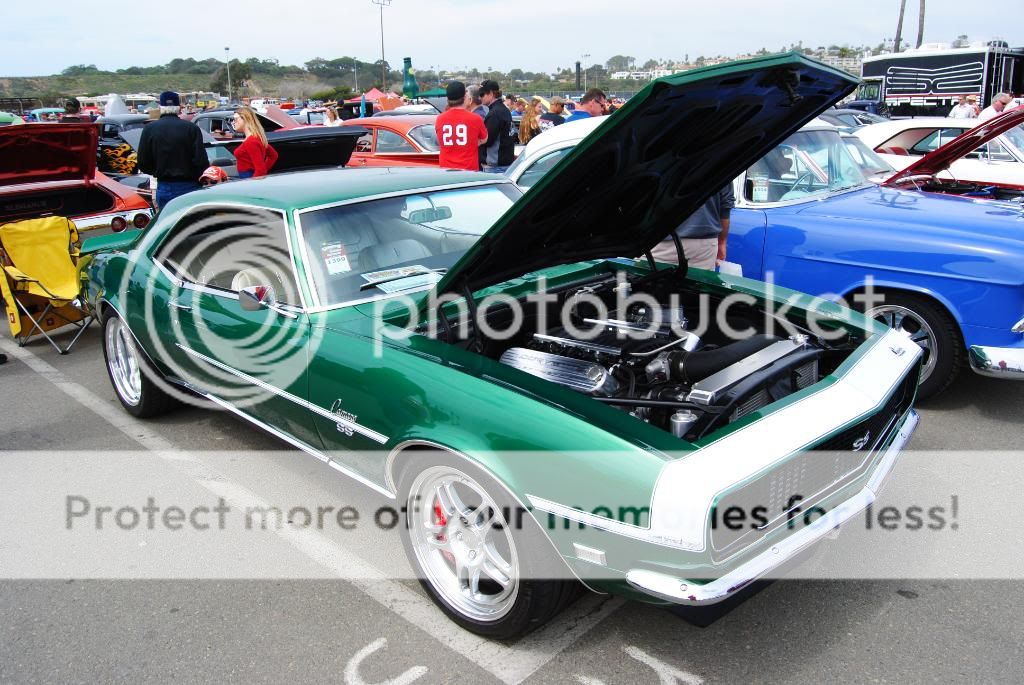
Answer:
626, 410, 919, 606
968, 344, 1024, 379
1013, 317, 1024, 335
202, 391, 395, 499
176, 344, 389, 444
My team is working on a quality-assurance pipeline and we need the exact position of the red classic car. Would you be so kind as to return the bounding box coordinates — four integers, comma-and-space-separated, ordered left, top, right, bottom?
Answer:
0, 123, 152, 234
341, 115, 440, 167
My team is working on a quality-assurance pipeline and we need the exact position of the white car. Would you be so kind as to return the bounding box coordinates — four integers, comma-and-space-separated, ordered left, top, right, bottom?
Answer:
854, 115, 1024, 187
507, 117, 607, 189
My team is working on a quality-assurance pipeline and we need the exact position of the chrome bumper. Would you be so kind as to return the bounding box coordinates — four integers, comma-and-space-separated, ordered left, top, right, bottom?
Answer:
74, 209, 151, 233
625, 409, 919, 606
968, 345, 1024, 379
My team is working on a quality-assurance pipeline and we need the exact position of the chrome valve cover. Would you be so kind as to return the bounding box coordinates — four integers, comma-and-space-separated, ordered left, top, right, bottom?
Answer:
499, 347, 620, 396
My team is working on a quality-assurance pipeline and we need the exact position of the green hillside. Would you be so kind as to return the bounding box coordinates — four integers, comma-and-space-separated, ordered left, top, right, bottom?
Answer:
0, 73, 326, 102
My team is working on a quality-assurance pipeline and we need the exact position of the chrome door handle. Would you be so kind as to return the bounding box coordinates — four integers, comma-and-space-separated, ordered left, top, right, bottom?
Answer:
169, 301, 192, 311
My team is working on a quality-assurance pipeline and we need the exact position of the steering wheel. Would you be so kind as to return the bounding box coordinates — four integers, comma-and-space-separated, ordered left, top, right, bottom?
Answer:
787, 171, 818, 194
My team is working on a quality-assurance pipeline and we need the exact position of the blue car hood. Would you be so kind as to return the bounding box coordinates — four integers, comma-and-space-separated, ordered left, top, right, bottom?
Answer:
794, 185, 1024, 247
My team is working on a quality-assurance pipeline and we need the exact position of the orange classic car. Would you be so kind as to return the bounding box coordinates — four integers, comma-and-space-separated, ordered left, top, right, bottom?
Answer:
341, 114, 440, 167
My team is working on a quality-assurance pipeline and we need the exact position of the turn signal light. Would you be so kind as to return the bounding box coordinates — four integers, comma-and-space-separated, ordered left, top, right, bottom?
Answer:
133, 213, 151, 229
111, 216, 128, 232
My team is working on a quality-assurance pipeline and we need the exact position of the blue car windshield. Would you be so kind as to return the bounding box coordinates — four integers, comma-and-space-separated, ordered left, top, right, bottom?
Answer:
745, 130, 870, 203
298, 183, 521, 306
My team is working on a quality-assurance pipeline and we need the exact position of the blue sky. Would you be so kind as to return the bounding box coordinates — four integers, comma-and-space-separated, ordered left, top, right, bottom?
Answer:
1, 0, 1020, 77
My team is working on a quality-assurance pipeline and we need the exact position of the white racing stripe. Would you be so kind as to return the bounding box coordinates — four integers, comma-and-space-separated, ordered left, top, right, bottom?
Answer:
0, 338, 625, 684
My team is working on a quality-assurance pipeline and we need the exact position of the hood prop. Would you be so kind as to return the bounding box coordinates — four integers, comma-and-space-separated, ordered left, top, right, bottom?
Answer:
669, 231, 688, 280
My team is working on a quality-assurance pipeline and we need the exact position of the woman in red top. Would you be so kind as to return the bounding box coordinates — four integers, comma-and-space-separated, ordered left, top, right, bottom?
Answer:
231, 108, 278, 178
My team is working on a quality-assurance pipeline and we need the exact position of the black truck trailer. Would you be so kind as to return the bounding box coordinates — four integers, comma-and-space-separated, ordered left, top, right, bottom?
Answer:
847, 42, 1024, 117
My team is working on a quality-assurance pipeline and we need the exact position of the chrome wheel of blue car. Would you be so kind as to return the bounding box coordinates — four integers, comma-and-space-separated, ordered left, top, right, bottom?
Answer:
407, 465, 520, 622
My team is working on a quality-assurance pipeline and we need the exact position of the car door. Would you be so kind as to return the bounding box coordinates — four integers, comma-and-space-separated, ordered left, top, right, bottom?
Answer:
726, 177, 768, 281
149, 204, 320, 446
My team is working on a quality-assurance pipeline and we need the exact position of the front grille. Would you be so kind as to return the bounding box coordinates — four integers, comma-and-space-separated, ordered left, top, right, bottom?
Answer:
710, 364, 919, 557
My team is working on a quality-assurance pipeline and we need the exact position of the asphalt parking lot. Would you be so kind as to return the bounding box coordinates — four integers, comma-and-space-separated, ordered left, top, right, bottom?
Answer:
2, 329, 1023, 684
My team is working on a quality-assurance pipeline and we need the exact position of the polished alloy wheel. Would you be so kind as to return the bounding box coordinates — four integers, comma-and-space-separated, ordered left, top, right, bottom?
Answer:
869, 304, 937, 383
407, 466, 519, 622
105, 317, 142, 406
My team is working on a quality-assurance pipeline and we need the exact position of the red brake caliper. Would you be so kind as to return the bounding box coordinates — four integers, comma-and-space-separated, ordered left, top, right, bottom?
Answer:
434, 499, 456, 564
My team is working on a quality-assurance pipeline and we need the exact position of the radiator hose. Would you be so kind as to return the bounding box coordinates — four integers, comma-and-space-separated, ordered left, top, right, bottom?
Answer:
667, 334, 779, 385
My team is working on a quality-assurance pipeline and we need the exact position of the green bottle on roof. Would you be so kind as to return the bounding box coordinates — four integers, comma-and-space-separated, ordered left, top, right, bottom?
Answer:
402, 57, 419, 98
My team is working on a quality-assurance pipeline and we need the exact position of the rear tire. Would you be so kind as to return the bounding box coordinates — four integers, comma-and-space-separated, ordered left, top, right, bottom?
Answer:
866, 293, 961, 400
397, 451, 578, 639
102, 314, 179, 418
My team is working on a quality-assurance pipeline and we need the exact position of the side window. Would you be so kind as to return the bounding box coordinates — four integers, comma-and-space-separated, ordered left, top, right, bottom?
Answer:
376, 129, 416, 153
354, 132, 373, 152
982, 139, 1016, 162
517, 148, 572, 189
154, 207, 300, 305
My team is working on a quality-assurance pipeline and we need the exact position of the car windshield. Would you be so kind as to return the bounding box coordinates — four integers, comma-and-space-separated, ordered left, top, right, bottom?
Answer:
842, 135, 894, 177
1001, 123, 1024, 155
744, 129, 870, 203
408, 124, 439, 152
298, 183, 521, 306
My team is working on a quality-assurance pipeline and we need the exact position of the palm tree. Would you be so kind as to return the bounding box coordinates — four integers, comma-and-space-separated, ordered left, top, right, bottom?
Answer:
916, 0, 926, 48
893, 0, 907, 53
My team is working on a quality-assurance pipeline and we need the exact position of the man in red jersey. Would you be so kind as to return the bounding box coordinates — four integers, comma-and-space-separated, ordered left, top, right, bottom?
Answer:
435, 81, 487, 171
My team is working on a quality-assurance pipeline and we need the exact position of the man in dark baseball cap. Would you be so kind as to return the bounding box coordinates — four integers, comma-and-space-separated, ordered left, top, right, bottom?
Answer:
446, 80, 466, 101
61, 97, 88, 122
477, 81, 514, 172
137, 90, 207, 208
435, 80, 487, 170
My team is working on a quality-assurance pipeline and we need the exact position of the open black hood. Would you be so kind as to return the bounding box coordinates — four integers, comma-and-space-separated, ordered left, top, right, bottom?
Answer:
437, 53, 858, 295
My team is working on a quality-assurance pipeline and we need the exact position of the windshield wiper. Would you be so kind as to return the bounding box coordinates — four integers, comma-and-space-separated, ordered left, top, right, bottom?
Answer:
359, 268, 447, 291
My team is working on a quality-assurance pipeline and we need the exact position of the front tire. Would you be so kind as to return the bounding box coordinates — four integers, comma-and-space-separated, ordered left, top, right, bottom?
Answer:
103, 314, 179, 418
397, 452, 578, 639
867, 294, 961, 399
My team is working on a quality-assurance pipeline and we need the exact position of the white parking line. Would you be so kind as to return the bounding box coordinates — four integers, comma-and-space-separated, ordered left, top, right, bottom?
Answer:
0, 339, 625, 684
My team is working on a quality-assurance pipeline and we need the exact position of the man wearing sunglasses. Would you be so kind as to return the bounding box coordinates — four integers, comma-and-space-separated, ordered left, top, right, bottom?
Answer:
565, 88, 608, 122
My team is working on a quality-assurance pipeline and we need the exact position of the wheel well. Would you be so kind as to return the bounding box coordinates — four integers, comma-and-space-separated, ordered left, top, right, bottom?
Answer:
844, 285, 964, 347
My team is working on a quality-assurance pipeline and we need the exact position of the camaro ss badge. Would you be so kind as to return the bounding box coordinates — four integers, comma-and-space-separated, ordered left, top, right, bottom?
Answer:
329, 399, 358, 436
852, 431, 872, 451
890, 345, 906, 357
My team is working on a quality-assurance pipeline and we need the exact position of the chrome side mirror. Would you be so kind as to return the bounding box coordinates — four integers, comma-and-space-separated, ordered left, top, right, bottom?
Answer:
239, 285, 276, 311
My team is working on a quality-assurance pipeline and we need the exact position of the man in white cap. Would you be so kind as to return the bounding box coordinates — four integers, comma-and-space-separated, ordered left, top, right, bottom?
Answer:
978, 92, 1012, 121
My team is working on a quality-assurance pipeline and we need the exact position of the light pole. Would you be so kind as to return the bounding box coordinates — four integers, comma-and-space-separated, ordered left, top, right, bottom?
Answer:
581, 53, 591, 91
371, 0, 391, 91
353, 57, 359, 92
224, 47, 232, 102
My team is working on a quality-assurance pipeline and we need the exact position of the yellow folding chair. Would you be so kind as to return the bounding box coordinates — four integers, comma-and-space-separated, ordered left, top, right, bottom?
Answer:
0, 216, 95, 354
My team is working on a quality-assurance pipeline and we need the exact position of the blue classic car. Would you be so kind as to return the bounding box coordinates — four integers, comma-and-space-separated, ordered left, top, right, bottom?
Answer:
729, 120, 1024, 398
509, 118, 1024, 398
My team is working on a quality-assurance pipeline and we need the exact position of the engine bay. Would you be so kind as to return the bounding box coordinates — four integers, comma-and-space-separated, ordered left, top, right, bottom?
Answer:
434, 269, 861, 443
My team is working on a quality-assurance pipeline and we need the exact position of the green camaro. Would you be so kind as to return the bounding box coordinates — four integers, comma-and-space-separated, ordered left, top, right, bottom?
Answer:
83, 53, 922, 639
